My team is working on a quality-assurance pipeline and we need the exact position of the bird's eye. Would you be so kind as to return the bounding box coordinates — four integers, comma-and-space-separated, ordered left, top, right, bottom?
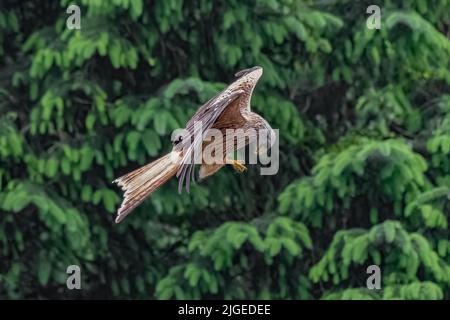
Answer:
173, 135, 183, 145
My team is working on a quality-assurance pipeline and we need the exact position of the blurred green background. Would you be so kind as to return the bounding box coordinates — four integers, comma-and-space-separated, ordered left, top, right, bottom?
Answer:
1, 0, 450, 299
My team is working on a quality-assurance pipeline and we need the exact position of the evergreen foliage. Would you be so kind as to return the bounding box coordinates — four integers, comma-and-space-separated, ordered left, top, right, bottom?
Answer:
0, 0, 449, 299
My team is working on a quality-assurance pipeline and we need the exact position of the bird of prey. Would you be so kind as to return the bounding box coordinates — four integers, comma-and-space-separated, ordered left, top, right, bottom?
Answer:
113, 66, 275, 223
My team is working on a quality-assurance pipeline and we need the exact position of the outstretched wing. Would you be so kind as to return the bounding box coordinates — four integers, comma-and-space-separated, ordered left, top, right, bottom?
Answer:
176, 87, 244, 193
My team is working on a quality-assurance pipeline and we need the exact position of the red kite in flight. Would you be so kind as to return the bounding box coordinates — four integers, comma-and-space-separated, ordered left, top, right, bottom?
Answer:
114, 66, 275, 223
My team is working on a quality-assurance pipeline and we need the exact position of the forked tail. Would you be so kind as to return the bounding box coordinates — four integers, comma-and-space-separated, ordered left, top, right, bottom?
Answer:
113, 151, 181, 223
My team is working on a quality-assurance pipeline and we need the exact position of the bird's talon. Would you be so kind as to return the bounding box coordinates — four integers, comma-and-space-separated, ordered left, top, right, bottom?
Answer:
228, 159, 247, 172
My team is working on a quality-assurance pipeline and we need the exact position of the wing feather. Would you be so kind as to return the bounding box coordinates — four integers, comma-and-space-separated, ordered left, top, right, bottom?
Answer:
176, 88, 244, 193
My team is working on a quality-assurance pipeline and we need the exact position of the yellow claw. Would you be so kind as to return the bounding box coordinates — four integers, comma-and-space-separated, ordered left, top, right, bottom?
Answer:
227, 159, 247, 173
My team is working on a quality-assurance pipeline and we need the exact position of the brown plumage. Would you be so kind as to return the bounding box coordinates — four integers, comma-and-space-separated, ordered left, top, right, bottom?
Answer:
113, 66, 274, 223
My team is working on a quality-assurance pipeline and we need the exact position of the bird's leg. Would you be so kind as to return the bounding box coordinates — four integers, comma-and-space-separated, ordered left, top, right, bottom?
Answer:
226, 158, 247, 172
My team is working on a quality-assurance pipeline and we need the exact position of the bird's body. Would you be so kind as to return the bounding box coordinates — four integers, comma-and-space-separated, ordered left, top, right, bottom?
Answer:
114, 66, 274, 223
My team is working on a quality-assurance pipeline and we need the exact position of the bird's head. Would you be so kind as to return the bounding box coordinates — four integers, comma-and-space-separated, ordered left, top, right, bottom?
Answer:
256, 117, 277, 156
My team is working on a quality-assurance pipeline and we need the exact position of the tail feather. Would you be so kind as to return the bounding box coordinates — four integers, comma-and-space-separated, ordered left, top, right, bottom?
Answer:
113, 151, 181, 223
